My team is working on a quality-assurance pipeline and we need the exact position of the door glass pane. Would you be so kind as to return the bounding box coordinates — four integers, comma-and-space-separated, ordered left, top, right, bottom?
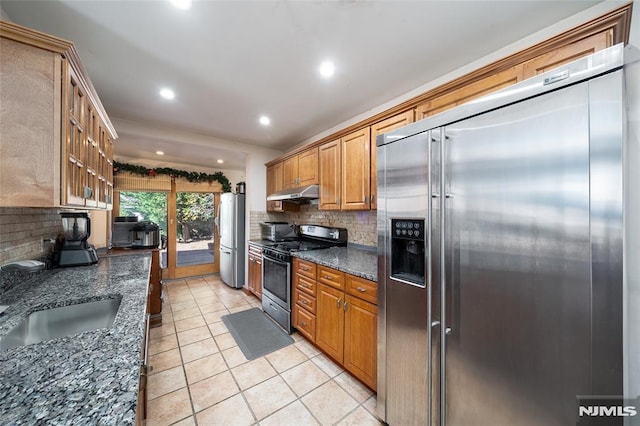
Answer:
176, 192, 215, 267
119, 191, 168, 267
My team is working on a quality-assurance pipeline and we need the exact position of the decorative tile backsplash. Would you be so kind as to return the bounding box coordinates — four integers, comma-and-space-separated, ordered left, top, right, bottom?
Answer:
249, 204, 376, 246
0, 208, 62, 265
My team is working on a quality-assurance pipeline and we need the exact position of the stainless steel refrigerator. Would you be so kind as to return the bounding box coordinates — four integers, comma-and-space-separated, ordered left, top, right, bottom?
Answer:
377, 45, 628, 425
218, 192, 245, 288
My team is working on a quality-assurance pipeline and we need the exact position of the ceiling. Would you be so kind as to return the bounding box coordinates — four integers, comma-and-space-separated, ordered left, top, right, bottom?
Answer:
2, 0, 605, 172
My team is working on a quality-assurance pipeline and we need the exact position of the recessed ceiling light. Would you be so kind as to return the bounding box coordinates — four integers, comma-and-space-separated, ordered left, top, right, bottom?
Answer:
217, 159, 224, 164
259, 116, 271, 126
156, 151, 165, 155
319, 61, 336, 79
159, 88, 175, 100
170, 0, 192, 10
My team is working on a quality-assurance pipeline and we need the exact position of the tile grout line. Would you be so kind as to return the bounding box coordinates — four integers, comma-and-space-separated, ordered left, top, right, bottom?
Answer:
150, 275, 381, 425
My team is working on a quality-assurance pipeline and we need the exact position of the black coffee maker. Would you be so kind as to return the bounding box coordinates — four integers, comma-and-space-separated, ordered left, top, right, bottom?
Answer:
54, 212, 98, 267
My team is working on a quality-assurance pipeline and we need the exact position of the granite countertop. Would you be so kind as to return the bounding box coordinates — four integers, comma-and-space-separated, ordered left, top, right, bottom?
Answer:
292, 245, 377, 282
247, 239, 274, 247
0, 253, 151, 424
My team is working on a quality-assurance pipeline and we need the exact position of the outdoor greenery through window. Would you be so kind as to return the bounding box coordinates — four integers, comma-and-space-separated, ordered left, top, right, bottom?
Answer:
176, 193, 215, 243
119, 192, 168, 237
176, 192, 216, 267
119, 191, 216, 267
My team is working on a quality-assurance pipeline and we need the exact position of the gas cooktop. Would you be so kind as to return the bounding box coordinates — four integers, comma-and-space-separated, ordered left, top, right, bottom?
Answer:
265, 240, 337, 253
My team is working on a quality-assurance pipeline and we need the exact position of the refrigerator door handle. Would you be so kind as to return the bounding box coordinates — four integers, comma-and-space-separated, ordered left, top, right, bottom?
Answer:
440, 127, 448, 426
214, 215, 219, 234
428, 129, 437, 426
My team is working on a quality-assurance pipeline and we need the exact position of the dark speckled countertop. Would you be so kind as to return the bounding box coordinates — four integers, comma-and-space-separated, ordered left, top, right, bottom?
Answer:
0, 253, 150, 425
293, 245, 377, 282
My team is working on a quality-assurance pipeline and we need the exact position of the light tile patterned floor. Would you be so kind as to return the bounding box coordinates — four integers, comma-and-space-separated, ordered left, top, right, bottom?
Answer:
146, 274, 382, 426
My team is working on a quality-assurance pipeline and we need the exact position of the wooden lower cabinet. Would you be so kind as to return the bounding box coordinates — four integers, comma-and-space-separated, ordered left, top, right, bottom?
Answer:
293, 301, 316, 341
292, 258, 318, 341
246, 243, 263, 299
344, 294, 378, 390
316, 283, 346, 362
294, 260, 378, 391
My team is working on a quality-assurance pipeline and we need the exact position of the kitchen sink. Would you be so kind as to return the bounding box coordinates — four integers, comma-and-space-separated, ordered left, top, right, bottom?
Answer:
0, 297, 122, 350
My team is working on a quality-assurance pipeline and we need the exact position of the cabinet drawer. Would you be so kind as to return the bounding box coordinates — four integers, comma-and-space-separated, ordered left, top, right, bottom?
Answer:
318, 265, 344, 290
294, 304, 316, 342
295, 258, 317, 279
295, 274, 316, 297
295, 289, 316, 314
345, 274, 377, 305
248, 243, 263, 257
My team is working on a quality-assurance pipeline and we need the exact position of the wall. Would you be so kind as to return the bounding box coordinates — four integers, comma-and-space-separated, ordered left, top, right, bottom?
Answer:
249, 204, 376, 246
0, 208, 61, 265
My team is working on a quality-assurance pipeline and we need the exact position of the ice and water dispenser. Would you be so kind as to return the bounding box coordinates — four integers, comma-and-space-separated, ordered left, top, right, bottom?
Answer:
390, 218, 425, 287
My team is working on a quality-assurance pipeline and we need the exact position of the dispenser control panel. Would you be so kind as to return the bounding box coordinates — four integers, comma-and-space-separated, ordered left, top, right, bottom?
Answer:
390, 218, 426, 287
393, 220, 424, 239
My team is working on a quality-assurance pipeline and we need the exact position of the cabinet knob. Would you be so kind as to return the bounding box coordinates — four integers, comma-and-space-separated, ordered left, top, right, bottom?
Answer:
301, 321, 307, 327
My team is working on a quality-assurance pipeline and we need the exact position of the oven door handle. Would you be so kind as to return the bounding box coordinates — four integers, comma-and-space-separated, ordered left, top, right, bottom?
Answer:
262, 253, 289, 267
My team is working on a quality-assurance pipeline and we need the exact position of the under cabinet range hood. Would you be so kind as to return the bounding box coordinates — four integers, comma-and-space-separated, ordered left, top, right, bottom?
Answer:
267, 184, 319, 201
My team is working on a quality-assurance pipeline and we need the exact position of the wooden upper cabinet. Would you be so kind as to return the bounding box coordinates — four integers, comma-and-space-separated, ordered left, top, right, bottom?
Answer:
341, 128, 371, 210
319, 139, 341, 211
64, 65, 88, 207
370, 111, 414, 210
415, 65, 524, 120
522, 31, 611, 79
415, 31, 614, 121
281, 155, 299, 189
266, 162, 282, 212
298, 147, 318, 186
0, 21, 116, 209
282, 148, 318, 189
266, 161, 299, 213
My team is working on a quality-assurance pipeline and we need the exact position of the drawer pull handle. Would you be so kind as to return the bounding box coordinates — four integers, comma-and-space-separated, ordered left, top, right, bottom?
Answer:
301, 321, 307, 327
301, 266, 309, 271
302, 284, 309, 288
301, 300, 308, 305
356, 286, 366, 292
324, 275, 332, 280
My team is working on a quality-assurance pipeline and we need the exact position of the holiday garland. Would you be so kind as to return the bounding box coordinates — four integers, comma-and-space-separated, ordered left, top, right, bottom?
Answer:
113, 161, 232, 192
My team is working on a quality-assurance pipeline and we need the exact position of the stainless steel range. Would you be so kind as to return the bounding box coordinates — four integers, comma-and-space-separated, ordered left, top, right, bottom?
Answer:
262, 225, 347, 333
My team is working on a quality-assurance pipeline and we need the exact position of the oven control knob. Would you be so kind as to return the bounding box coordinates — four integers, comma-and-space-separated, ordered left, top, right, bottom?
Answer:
415, 230, 420, 237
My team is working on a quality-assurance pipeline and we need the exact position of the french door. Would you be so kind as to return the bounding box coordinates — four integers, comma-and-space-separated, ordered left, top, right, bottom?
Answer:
166, 183, 219, 279
116, 186, 219, 279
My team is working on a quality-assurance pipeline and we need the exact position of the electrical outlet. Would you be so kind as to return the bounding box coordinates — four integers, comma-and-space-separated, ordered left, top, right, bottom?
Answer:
42, 238, 54, 253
